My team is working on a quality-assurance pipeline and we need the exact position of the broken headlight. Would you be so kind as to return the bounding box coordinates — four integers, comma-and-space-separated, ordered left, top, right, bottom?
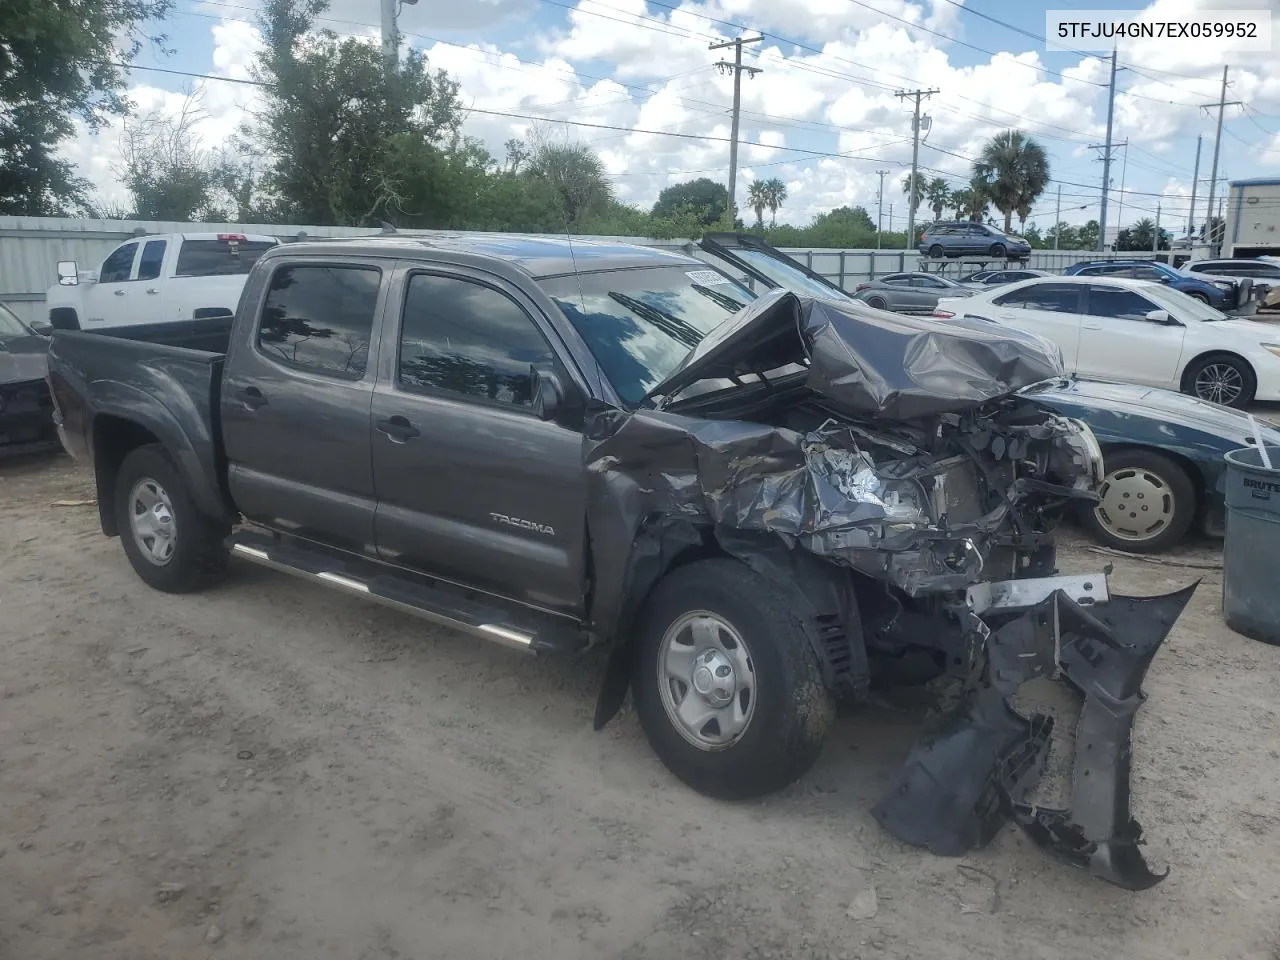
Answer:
1049, 418, 1105, 492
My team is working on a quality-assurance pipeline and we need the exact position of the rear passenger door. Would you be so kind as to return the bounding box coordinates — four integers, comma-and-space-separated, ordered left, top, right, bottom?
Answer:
221, 258, 388, 555
988, 282, 1085, 370
369, 265, 587, 616
131, 239, 169, 324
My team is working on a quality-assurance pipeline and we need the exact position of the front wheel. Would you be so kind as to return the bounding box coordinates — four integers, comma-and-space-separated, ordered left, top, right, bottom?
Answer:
1188, 292, 1211, 305
1182, 354, 1256, 408
989, 243, 1007, 259
115, 444, 229, 592
1080, 449, 1197, 553
632, 559, 835, 800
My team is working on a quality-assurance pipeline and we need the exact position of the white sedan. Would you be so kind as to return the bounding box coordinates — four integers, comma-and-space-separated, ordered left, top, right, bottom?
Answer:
935, 275, 1280, 408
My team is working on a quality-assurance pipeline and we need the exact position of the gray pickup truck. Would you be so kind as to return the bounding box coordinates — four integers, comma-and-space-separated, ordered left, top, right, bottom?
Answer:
48, 233, 1195, 887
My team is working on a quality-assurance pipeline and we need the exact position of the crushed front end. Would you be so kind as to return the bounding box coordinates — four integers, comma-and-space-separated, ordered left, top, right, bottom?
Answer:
585, 291, 1197, 887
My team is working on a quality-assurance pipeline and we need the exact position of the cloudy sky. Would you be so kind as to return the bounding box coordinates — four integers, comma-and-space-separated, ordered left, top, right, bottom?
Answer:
64, 0, 1280, 236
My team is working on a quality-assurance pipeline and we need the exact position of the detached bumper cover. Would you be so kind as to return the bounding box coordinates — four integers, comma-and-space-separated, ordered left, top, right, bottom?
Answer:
873, 580, 1197, 890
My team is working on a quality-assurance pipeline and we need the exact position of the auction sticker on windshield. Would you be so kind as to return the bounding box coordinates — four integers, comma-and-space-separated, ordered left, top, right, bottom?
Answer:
1045, 9, 1271, 51
686, 270, 736, 285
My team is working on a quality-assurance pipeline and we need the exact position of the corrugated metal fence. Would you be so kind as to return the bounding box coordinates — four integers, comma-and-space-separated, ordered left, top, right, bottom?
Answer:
0, 215, 1105, 327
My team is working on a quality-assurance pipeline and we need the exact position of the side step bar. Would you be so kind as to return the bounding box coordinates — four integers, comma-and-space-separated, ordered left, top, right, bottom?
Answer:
228, 531, 586, 655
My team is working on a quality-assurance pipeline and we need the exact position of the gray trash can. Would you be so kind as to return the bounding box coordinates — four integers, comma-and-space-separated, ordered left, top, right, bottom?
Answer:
1223, 445, 1280, 644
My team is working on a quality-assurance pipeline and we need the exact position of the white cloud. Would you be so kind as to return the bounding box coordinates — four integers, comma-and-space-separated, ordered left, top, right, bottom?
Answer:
59, 0, 1280, 229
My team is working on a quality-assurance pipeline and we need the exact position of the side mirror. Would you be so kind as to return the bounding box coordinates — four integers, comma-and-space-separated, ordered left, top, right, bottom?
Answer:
530, 365, 567, 422
1144, 309, 1171, 324
57, 260, 79, 286
1158, 277, 1172, 284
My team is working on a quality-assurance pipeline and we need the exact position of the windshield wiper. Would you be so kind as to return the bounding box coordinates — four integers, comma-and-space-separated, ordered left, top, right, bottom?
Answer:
608, 291, 705, 348
690, 282, 748, 313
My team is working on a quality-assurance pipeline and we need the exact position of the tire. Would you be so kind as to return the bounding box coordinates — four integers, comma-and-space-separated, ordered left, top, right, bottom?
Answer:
632, 558, 835, 800
1080, 448, 1197, 553
1181, 353, 1256, 408
866, 296, 888, 310
114, 444, 229, 592
989, 243, 1007, 259
928, 244, 944, 258
1188, 292, 1211, 305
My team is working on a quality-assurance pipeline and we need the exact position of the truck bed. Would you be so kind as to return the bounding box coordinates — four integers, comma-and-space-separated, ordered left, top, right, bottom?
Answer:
47, 322, 233, 529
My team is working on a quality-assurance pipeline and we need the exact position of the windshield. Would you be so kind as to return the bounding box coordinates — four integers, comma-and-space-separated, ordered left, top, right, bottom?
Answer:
542, 266, 755, 405
729, 248, 851, 300
0, 303, 31, 337
1145, 284, 1230, 321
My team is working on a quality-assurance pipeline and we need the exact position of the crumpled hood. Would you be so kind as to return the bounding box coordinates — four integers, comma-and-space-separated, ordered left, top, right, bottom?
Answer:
650, 290, 1065, 420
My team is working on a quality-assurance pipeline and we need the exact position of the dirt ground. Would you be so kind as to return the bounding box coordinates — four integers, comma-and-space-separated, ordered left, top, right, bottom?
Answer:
3, 452, 1280, 960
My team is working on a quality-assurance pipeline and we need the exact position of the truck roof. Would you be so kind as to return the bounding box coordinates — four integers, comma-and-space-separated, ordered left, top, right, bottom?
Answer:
267, 233, 697, 279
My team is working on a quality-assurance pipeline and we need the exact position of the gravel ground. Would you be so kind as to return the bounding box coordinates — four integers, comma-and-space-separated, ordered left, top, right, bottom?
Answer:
3, 452, 1280, 960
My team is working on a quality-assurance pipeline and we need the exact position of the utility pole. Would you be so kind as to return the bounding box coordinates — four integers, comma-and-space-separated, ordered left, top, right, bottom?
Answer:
1053, 185, 1062, 249
710, 35, 763, 211
1200, 66, 1241, 253
379, 0, 417, 79
888, 202, 894, 237
1114, 141, 1130, 233
896, 88, 939, 250
1187, 135, 1202, 238
875, 169, 890, 249
1090, 50, 1119, 252
1153, 202, 1161, 257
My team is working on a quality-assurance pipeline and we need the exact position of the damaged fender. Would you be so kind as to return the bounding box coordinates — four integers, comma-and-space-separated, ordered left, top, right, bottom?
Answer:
873, 582, 1198, 890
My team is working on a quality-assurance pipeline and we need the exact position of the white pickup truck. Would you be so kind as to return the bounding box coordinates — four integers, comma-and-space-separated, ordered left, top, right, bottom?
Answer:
46, 232, 279, 330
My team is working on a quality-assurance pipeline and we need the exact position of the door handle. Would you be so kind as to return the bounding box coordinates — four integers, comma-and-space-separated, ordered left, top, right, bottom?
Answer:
235, 386, 268, 410
113, 289, 126, 296
376, 415, 420, 443
145, 288, 159, 295
1082, 323, 1103, 330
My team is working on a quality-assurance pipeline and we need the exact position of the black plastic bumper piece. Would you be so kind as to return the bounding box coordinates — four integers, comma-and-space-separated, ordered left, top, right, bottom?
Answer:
873, 582, 1198, 890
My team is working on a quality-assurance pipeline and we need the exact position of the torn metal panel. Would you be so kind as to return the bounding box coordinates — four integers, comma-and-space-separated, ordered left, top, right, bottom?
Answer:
875, 584, 1198, 891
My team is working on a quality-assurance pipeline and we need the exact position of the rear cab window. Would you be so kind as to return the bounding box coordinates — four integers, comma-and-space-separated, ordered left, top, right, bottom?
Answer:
255, 263, 381, 379
177, 238, 278, 277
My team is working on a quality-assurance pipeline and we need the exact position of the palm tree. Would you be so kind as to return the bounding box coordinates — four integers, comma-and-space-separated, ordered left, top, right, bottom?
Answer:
925, 177, 951, 222
526, 139, 614, 227
973, 130, 1050, 234
763, 177, 787, 226
901, 172, 925, 218
747, 179, 768, 228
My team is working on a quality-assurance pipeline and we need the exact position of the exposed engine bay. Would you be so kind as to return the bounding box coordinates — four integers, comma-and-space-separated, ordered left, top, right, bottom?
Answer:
585, 290, 1196, 888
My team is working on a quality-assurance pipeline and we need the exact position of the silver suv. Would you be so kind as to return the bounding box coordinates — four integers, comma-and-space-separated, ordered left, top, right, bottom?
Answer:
918, 221, 1032, 261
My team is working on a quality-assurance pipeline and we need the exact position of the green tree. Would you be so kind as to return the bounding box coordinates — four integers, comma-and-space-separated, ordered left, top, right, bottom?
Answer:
925, 177, 951, 221
973, 130, 1050, 233
116, 88, 237, 221
762, 177, 787, 226
1, 0, 174, 214
651, 178, 730, 226
244, 0, 462, 225
1077, 219, 1101, 251
901, 172, 926, 217
746, 179, 768, 228
525, 136, 613, 228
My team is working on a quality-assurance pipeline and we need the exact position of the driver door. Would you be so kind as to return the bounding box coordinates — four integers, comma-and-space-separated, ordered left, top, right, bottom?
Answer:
82, 241, 139, 325
1075, 283, 1186, 387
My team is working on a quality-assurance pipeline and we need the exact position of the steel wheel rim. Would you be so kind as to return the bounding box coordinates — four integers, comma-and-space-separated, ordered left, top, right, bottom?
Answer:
128, 477, 177, 566
1093, 467, 1176, 543
1193, 363, 1244, 405
657, 610, 756, 751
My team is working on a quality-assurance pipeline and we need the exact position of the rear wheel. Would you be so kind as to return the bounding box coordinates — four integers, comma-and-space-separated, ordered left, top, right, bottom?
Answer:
866, 296, 888, 310
1080, 448, 1196, 553
632, 559, 834, 800
115, 444, 229, 592
928, 244, 944, 258
1182, 353, 1256, 408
